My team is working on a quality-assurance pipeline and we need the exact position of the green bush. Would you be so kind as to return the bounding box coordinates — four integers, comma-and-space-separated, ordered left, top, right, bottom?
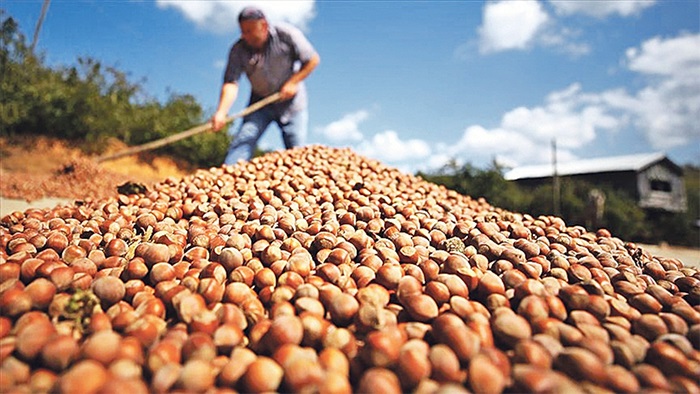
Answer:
421, 160, 699, 247
417, 160, 532, 213
0, 13, 229, 167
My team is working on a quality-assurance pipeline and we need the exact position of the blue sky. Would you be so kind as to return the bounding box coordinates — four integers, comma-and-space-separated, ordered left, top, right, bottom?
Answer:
4, 0, 699, 173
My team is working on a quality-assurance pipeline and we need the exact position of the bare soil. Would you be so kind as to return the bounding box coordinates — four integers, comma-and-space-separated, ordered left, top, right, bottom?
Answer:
637, 243, 699, 269
0, 135, 193, 201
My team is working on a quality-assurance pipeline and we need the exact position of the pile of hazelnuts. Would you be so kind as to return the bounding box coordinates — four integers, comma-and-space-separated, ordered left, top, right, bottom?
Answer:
1, 145, 698, 393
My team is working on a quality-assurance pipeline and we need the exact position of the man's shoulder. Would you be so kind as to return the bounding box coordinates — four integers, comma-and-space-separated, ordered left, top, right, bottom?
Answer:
228, 39, 251, 59
230, 38, 247, 52
270, 21, 301, 32
270, 22, 305, 40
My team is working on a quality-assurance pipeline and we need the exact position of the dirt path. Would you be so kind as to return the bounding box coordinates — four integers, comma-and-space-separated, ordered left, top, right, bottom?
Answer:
0, 135, 192, 202
637, 243, 700, 269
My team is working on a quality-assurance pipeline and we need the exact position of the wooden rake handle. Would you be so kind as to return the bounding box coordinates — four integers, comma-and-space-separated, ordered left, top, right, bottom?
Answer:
95, 92, 281, 163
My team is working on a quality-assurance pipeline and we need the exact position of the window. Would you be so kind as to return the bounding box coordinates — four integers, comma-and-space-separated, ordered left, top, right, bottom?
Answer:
650, 179, 672, 192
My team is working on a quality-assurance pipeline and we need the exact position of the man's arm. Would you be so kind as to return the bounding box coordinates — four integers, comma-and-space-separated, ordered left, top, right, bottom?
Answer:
279, 53, 320, 101
211, 82, 239, 131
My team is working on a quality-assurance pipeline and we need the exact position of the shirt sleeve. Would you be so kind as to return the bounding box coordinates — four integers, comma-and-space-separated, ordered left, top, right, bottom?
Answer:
223, 42, 245, 84
279, 23, 318, 64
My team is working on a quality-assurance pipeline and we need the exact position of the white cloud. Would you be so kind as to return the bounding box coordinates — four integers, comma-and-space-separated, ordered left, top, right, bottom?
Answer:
454, 125, 544, 163
315, 110, 368, 143
476, 1, 657, 57
549, 0, 656, 18
316, 111, 435, 172
432, 82, 624, 167
538, 26, 591, 57
156, 1, 316, 33
345, 31, 699, 172
478, 0, 550, 54
425, 152, 454, 172
442, 33, 700, 169
501, 84, 625, 149
618, 34, 700, 149
626, 34, 700, 78
355, 131, 431, 164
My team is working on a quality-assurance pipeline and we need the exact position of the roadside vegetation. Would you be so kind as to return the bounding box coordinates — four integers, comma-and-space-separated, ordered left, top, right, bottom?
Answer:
418, 162, 699, 248
1, 13, 229, 167
2, 13, 698, 247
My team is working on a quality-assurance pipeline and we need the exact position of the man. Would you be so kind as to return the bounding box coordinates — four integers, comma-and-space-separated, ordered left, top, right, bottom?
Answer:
212, 6, 320, 165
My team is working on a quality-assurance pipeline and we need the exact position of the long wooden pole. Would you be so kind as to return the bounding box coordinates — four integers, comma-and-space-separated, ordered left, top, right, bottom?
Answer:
95, 93, 281, 163
30, 0, 51, 53
552, 138, 561, 216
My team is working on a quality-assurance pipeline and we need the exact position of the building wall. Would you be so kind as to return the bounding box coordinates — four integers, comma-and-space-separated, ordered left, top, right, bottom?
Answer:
638, 163, 687, 212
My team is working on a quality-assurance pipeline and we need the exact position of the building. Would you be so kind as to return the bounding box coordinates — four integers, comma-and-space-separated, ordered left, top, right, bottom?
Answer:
503, 152, 687, 213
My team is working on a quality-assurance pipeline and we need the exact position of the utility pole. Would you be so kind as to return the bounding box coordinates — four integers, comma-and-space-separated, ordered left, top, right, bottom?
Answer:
30, 0, 51, 53
552, 138, 561, 216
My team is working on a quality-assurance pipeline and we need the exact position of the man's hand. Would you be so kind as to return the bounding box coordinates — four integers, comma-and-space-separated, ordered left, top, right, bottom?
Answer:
211, 111, 228, 132
278, 55, 320, 101
212, 82, 239, 132
279, 80, 299, 101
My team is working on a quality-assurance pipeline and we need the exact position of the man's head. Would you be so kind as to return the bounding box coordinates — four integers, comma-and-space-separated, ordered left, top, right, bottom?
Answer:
238, 6, 269, 50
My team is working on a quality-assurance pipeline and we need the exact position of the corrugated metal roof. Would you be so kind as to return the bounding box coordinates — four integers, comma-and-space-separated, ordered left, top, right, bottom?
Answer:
504, 152, 667, 181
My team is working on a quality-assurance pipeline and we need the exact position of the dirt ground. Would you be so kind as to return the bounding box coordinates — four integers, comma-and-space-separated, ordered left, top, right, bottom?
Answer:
1, 135, 698, 268
636, 243, 699, 269
0, 135, 193, 201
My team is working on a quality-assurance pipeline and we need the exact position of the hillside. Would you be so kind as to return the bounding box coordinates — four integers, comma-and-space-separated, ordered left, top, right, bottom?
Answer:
0, 135, 192, 202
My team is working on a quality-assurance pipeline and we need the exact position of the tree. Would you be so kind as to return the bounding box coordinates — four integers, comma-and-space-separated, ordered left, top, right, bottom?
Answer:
419, 160, 530, 213
418, 159, 700, 247
1, 13, 230, 167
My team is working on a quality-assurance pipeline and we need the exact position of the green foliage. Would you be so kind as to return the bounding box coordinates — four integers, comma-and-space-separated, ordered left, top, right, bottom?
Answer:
421, 160, 699, 247
663, 165, 700, 247
0, 13, 229, 167
124, 93, 230, 167
597, 187, 648, 240
417, 159, 532, 212
1, 14, 37, 129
